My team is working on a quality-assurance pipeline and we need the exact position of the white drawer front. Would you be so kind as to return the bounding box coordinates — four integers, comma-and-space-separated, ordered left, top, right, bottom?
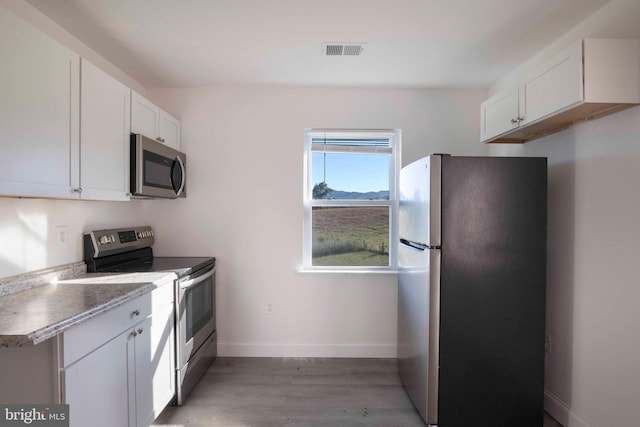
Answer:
63, 293, 151, 367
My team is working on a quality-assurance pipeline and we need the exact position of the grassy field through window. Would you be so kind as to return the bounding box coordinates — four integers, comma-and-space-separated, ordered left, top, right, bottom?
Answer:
312, 206, 389, 266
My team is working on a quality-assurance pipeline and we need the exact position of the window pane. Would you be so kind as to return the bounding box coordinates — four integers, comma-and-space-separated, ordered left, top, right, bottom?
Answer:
312, 206, 389, 266
312, 152, 389, 200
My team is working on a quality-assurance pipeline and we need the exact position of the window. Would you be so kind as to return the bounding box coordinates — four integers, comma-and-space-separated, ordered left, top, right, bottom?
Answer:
303, 129, 400, 270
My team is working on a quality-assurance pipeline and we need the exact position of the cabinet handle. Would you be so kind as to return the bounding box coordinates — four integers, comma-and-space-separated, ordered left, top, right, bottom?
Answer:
72, 187, 82, 194
137, 328, 144, 335
510, 118, 519, 124
131, 330, 138, 337
517, 116, 525, 122
132, 309, 141, 316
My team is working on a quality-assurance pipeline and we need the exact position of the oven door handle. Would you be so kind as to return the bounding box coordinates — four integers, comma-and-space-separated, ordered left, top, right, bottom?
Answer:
179, 267, 215, 290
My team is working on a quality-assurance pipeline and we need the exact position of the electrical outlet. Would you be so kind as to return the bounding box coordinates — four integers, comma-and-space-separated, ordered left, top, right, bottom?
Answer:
56, 225, 68, 247
265, 303, 274, 315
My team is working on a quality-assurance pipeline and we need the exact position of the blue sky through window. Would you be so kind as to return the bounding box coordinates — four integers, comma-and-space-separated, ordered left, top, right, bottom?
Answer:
312, 152, 389, 193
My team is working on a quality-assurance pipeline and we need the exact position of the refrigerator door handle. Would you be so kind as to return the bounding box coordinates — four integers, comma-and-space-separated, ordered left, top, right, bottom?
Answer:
399, 238, 427, 251
400, 238, 441, 251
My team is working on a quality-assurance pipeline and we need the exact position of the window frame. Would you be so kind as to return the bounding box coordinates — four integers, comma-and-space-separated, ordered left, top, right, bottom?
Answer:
302, 128, 401, 272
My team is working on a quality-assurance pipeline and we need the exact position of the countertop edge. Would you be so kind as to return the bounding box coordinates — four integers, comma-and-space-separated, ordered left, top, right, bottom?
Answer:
0, 262, 87, 296
27, 283, 155, 346
0, 270, 177, 348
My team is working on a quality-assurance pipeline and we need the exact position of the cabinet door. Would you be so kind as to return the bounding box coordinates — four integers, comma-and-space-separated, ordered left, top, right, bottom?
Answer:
63, 330, 134, 427
131, 90, 159, 140
159, 111, 181, 150
135, 305, 176, 427
519, 40, 583, 126
80, 59, 131, 200
0, 7, 80, 198
480, 86, 519, 142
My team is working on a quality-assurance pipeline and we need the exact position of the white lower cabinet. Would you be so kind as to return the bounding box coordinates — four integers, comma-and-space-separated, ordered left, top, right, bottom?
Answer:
135, 303, 176, 427
64, 328, 132, 427
62, 286, 175, 427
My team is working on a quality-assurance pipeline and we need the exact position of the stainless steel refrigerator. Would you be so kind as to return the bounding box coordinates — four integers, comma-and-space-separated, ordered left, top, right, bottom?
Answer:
398, 154, 546, 427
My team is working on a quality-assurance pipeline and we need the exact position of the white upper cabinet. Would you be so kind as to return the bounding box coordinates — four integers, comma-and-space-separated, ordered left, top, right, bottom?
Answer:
519, 41, 584, 128
131, 91, 181, 150
0, 6, 80, 198
481, 39, 640, 143
480, 85, 519, 142
158, 110, 181, 150
0, 6, 137, 201
80, 59, 131, 201
131, 91, 159, 140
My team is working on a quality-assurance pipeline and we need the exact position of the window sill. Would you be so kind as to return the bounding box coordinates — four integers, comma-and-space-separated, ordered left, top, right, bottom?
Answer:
297, 268, 398, 275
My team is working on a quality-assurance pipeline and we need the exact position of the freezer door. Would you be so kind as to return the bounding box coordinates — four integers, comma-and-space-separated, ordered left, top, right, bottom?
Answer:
399, 155, 441, 248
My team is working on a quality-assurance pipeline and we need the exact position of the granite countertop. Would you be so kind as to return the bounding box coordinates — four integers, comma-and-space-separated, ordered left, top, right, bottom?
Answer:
0, 269, 176, 348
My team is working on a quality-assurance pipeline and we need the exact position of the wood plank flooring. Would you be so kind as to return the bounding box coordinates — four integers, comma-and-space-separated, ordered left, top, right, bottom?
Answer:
153, 357, 562, 427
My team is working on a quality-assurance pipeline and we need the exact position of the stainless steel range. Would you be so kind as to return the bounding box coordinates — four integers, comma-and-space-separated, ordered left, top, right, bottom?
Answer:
84, 226, 216, 405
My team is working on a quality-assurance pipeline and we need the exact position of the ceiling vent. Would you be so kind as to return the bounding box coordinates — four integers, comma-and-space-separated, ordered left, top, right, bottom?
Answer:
322, 43, 366, 56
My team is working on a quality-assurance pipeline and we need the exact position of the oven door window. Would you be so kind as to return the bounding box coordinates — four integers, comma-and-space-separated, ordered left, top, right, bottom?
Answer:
185, 277, 214, 341
143, 150, 174, 190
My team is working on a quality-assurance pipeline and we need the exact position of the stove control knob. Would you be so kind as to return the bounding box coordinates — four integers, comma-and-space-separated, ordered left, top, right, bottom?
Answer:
98, 236, 108, 245
110, 235, 116, 243
137, 231, 143, 239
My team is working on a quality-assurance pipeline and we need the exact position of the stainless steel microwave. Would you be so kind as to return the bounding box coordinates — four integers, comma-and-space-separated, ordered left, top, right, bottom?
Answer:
130, 134, 186, 198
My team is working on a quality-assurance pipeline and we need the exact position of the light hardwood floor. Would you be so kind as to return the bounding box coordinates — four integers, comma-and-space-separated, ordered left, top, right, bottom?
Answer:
153, 357, 562, 426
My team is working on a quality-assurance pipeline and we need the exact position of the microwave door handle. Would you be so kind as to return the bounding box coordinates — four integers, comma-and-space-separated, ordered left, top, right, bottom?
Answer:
179, 267, 215, 290
172, 156, 186, 196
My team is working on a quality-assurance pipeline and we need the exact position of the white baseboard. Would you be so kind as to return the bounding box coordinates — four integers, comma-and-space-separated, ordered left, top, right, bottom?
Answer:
545, 390, 591, 427
218, 343, 397, 358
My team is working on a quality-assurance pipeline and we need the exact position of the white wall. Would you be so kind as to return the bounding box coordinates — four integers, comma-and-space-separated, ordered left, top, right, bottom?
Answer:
0, 199, 146, 277
146, 85, 487, 357
489, 106, 640, 427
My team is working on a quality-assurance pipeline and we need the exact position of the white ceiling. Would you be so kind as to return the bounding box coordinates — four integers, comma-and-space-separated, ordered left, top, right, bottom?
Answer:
22, 0, 639, 89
